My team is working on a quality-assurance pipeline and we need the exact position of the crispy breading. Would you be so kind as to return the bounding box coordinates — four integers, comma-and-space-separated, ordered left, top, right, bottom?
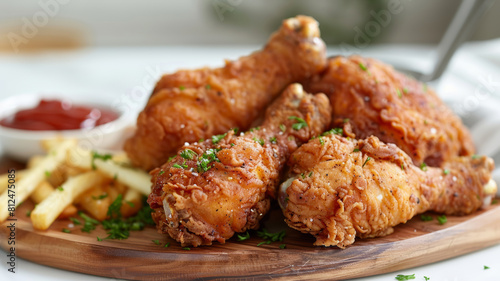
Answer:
280, 134, 495, 248
125, 15, 327, 171
304, 56, 475, 167
148, 84, 332, 246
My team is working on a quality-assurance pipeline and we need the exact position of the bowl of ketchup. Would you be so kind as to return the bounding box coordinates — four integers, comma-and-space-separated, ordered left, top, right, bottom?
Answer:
0, 93, 135, 162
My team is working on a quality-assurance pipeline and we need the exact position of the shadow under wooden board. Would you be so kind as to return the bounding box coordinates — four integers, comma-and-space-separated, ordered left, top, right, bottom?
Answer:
1, 157, 500, 280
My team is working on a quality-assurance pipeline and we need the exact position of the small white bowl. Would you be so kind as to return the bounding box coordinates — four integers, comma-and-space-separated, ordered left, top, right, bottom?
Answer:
0, 93, 136, 162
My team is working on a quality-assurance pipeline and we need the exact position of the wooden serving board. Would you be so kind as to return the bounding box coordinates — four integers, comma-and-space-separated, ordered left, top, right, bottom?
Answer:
2, 158, 500, 280
2, 197, 500, 280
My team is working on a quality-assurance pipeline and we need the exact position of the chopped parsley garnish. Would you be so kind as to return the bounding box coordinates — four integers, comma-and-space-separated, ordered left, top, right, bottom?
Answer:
288, 116, 308, 130
182, 247, 191, 250
180, 149, 197, 160
424, 277, 430, 281
279, 124, 286, 132
279, 244, 286, 249
179, 85, 185, 90
205, 84, 211, 89
397, 89, 402, 98
443, 169, 450, 175
362, 157, 371, 168
97, 236, 103, 241
92, 194, 108, 200
237, 231, 250, 241
91, 151, 113, 170
395, 274, 415, 280
159, 170, 165, 175
248, 126, 260, 133
26, 210, 32, 217
212, 133, 227, 144
359, 62, 368, 72
257, 228, 286, 243
343, 118, 350, 123
319, 137, 324, 146
257, 241, 271, 246
401, 163, 404, 170
44, 170, 51, 177
107, 194, 124, 218
420, 214, 433, 221
269, 137, 277, 144
309, 171, 313, 177
165, 242, 170, 248
253, 137, 265, 146
125, 201, 135, 208
99, 196, 155, 240
152, 239, 160, 245
79, 212, 100, 233
437, 215, 447, 225
197, 148, 220, 172
471, 154, 481, 159
322, 128, 343, 136
62, 228, 71, 233
484, 265, 490, 270
353, 148, 360, 152
57, 186, 64, 191
70, 217, 81, 225
403, 88, 409, 94
172, 163, 186, 169
420, 162, 428, 172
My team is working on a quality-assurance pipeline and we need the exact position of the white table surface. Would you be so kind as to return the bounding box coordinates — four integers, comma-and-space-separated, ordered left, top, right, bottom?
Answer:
1, 42, 500, 281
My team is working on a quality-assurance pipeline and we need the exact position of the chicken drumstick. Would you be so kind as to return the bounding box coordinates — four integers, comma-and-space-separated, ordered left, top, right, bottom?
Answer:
280, 134, 496, 248
304, 56, 475, 167
148, 84, 332, 246
125, 15, 327, 171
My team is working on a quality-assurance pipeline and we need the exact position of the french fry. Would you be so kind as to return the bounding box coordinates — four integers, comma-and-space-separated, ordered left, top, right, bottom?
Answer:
68, 149, 151, 195
30, 181, 56, 203
58, 205, 78, 219
27, 155, 44, 169
121, 189, 142, 217
0, 139, 76, 222
31, 171, 105, 230
75, 184, 115, 221
0, 170, 27, 194
30, 180, 78, 219
96, 160, 151, 195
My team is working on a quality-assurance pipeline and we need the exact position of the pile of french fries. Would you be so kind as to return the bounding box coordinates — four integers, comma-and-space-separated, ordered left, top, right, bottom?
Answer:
0, 138, 151, 230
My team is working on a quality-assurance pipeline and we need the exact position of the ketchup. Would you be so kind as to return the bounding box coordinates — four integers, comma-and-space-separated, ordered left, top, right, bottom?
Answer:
0, 99, 119, 131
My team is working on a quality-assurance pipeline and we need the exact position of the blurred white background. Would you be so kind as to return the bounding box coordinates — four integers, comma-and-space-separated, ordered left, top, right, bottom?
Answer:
0, 0, 499, 51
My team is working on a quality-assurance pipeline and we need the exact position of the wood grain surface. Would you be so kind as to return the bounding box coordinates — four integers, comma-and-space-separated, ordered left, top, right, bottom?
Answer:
1, 197, 500, 280
1, 158, 500, 280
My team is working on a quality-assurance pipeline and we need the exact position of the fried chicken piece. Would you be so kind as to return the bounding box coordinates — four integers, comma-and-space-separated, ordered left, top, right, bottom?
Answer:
303, 56, 475, 167
148, 84, 332, 246
125, 15, 327, 171
279, 134, 496, 248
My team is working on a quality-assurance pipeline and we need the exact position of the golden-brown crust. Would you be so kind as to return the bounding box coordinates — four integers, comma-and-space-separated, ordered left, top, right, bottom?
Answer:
125, 15, 327, 171
304, 55, 475, 167
281, 134, 494, 248
148, 84, 332, 246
